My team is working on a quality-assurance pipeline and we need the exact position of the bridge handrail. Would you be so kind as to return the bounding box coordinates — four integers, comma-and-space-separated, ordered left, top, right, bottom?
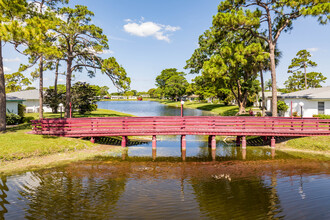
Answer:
31, 116, 330, 137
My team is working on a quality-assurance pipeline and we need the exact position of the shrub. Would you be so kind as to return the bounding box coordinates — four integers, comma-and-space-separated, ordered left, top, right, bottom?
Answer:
256, 112, 262, 117
18, 104, 25, 118
293, 112, 298, 117
313, 114, 330, 119
6, 113, 21, 125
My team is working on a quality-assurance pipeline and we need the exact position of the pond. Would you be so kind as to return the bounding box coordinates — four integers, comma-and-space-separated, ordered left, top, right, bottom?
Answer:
1, 101, 330, 219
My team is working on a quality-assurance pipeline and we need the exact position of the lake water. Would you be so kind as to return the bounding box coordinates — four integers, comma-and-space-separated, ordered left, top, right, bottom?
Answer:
1, 101, 330, 219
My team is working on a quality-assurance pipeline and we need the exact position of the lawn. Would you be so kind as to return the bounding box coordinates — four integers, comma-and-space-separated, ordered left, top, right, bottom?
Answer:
1, 108, 132, 162
159, 100, 254, 116
25, 108, 133, 120
284, 136, 330, 152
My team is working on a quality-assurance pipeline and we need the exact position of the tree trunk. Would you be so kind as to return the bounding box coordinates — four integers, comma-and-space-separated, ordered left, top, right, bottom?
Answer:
269, 43, 278, 117
304, 62, 307, 89
53, 59, 59, 113
0, 39, 6, 132
65, 58, 72, 118
39, 56, 44, 119
260, 70, 266, 116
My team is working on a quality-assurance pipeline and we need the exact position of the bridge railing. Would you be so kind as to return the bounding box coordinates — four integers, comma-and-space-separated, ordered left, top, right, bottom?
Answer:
31, 116, 330, 137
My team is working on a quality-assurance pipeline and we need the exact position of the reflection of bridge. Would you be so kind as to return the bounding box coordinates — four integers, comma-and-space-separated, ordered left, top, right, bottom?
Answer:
31, 116, 330, 149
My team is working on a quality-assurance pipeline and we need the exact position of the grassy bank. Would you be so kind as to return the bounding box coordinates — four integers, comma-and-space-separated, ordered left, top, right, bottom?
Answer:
159, 100, 254, 116
279, 136, 330, 152
0, 108, 132, 174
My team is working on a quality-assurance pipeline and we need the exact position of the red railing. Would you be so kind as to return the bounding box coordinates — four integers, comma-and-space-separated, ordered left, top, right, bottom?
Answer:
31, 116, 330, 137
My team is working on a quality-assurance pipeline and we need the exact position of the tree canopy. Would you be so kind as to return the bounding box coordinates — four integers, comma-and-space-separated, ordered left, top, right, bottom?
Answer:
155, 68, 188, 100
208, 0, 330, 116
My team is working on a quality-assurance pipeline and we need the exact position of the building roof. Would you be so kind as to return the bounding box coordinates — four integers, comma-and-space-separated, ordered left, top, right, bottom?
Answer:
6, 95, 25, 102
258, 91, 284, 98
7, 89, 39, 100
279, 87, 330, 100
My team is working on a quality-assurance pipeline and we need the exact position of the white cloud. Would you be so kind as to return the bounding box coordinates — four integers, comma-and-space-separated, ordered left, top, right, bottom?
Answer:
4, 66, 11, 73
123, 19, 181, 43
3, 57, 21, 62
307, 48, 319, 52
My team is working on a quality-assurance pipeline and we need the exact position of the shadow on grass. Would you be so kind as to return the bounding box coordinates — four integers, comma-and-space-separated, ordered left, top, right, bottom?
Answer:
245, 136, 302, 146
42, 135, 59, 139
83, 136, 149, 146
5, 123, 32, 133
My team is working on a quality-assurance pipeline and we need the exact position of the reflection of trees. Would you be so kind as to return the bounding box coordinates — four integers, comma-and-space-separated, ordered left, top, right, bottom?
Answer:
0, 176, 9, 219
190, 172, 283, 219
18, 164, 129, 219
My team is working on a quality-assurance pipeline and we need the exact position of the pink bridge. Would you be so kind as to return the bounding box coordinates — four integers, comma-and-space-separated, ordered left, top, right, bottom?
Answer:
31, 116, 330, 150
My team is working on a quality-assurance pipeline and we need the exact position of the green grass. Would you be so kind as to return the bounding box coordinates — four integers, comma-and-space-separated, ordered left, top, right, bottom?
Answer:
1, 108, 132, 162
285, 136, 330, 152
0, 128, 96, 161
25, 108, 133, 120
159, 100, 254, 116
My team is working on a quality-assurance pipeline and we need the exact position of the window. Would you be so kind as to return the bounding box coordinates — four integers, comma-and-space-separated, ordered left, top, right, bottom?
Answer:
318, 102, 325, 115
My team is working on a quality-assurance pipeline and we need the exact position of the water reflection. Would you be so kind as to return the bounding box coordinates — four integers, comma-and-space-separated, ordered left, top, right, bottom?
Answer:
0, 177, 9, 218
2, 160, 330, 219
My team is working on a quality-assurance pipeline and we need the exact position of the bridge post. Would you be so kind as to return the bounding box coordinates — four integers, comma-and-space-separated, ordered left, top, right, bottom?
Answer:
242, 148, 246, 160
211, 135, 216, 150
181, 135, 186, 151
236, 136, 241, 146
242, 136, 246, 149
121, 136, 127, 147
90, 137, 95, 143
271, 136, 276, 148
152, 149, 157, 161
152, 135, 157, 150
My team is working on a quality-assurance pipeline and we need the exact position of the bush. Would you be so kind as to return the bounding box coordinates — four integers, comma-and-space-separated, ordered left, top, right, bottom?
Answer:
293, 112, 298, 117
256, 112, 262, 117
18, 104, 25, 118
6, 113, 21, 125
313, 114, 330, 119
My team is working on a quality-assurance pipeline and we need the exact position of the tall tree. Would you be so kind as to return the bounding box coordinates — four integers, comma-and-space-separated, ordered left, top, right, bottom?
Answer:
284, 71, 326, 91
213, 0, 330, 116
186, 27, 266, 114
55, 5, 130, 117
287, 49, 322, 90
0, 0, 27, 131
17, 0, 68, 119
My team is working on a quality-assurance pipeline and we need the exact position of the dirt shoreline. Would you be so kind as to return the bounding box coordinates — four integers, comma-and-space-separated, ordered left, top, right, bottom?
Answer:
0, 145, 123, 175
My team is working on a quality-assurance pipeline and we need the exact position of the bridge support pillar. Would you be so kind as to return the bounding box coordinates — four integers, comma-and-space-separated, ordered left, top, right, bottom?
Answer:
152, 149, 157, 161
271, 136, 276, 148
121, 136, 127, 147
236, 136, 241, 146
181, 135, 186, 151
242, 148, 247, 160
211, 135, 216, 150
242, 136, 246, 149
90, 137, 95, 143
152, 135, 157, 150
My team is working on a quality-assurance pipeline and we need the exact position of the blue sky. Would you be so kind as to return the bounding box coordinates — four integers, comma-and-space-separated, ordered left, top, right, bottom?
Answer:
3, 0, 330, 93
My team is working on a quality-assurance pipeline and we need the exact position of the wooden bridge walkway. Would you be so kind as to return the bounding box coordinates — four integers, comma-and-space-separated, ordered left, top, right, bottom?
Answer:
31, 116, 330, 149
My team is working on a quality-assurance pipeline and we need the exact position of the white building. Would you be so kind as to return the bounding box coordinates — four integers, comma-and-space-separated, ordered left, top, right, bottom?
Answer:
280, 87, 330, 117
6, 96, 25, 114
255, 91, 285, 113
7, 90, 52, 113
